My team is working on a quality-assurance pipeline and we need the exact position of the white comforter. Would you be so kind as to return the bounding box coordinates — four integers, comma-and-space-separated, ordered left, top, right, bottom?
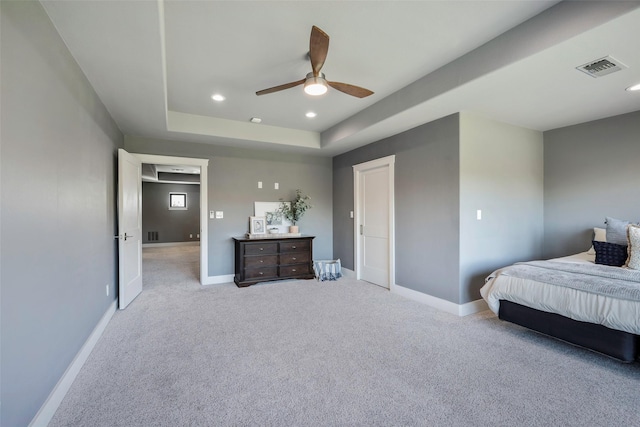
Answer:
480, 252, 640, 335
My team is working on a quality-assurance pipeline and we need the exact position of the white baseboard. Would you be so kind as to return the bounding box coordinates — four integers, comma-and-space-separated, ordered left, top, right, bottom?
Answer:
30, 301, 117, 427
142, 241, 200, 248
340, 267, 356, 279
458, 298, 489, 316
202, 274, 235, 285
392, 284, 488, 316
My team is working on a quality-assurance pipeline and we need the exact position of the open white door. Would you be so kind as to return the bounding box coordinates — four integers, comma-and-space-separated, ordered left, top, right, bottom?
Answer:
117, 148, 143, 309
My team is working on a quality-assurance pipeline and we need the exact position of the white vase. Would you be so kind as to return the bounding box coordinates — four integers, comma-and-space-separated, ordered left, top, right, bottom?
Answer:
289, 225, 299, 234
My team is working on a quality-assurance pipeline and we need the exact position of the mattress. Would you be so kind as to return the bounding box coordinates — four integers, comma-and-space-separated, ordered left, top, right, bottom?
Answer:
480, 252, 640, 335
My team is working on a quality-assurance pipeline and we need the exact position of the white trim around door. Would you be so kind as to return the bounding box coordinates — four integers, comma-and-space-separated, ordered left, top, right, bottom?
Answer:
132, 153, 209, 284
353, 155, 395, 291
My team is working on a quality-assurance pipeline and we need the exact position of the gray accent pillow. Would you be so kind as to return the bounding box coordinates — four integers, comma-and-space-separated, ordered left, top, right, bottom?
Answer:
606, 217, 629, 246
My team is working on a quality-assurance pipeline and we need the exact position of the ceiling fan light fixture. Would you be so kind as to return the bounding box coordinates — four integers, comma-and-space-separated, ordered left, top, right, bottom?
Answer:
303, 72, 328, 96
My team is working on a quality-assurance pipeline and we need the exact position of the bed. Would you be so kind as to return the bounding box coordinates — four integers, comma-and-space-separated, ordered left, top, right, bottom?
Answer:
481, 250, 640, 362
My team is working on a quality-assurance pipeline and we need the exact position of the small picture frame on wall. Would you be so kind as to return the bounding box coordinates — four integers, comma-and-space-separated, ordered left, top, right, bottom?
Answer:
250, 216, 266, 235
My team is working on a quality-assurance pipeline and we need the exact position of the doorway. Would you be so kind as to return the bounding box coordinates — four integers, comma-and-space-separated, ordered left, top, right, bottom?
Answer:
135, 153, 209, 282
353, 155, 395, 289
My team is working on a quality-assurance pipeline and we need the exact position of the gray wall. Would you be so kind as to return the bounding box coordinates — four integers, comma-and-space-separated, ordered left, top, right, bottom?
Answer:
334, 112, 544, 305
142, 182, 201, 243
0, 2, 123, 425
125, 136, 333, 276
333, 114, 461, 303
459, 112, 544, 303
543, 110, 640, 259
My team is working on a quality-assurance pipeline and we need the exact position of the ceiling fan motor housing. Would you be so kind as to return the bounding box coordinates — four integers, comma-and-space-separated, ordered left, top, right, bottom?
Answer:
304, 72, 328, 96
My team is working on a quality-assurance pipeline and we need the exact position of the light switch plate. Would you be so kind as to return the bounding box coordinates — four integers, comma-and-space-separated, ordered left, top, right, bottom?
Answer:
215, 211, 223, 219
209, 210, 215, 219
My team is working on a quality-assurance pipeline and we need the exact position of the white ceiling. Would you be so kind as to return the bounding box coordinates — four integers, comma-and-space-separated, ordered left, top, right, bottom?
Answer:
42, 1, 640, 157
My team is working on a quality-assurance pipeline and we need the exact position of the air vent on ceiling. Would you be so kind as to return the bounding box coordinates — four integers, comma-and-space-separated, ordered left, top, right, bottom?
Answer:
576, 56, 627, 78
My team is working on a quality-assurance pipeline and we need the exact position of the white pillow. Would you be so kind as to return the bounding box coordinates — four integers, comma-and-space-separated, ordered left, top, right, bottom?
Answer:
587, 227, 607, 255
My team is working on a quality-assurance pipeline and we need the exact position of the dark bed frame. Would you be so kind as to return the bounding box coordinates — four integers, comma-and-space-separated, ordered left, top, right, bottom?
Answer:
499, 300, 639, 362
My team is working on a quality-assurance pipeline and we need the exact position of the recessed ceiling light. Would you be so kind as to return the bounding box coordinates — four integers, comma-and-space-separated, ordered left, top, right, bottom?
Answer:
305, 112, 317, 118
211, 94, 225, 101
250, 117, 262, 124
626, 83, 640, 92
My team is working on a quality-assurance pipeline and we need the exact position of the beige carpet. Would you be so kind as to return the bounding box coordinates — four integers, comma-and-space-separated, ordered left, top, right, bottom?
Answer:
49, 246, 640, 426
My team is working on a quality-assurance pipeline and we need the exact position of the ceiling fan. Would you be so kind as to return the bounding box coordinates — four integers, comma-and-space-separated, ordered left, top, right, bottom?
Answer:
256, 26, 374, 98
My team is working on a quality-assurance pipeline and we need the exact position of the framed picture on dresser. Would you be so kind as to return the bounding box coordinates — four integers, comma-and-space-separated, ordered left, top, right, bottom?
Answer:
254, 201, 291, 233
249, 216, 266, 235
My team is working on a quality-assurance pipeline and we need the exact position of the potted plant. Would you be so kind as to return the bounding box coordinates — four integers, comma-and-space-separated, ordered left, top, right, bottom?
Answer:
279, 189, 312, 234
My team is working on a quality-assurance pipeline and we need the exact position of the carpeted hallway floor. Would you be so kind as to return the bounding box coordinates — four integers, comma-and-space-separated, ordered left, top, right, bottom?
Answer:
49, 246, 640, 426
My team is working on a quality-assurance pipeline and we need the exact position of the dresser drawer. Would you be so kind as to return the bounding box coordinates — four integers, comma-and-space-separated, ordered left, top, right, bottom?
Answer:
280, 240, 310, 253
244, 255, 278, 268
280, 263, 311, 277
244, 242, 277, 255
244, 266, 278, 280
280, 252, 309, 265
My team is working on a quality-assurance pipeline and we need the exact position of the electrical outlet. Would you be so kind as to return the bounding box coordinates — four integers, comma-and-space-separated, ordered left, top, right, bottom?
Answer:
258, 181, 263, 189
274, 182, 279, 189
197, 234, 199, 238
190, 234, 193, 238
106, 284, 109, 296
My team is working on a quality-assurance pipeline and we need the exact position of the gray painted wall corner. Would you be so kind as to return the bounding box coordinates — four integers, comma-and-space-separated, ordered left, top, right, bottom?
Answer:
543, 110, 640, 259
459, 112, 544, 304
333, 114, 461, 303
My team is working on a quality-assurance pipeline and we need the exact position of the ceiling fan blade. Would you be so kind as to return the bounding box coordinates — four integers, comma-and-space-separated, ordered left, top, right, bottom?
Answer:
327, 81, 374, 98
256, 79, 305, 96
310, 25, 329, 76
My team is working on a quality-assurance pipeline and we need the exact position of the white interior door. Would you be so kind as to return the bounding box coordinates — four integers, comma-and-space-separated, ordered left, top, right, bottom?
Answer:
354, 156, 395, 289
117, 149, 143, 309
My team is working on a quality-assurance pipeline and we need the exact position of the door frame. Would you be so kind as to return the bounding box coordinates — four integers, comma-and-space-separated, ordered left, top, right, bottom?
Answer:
132, 153, 209, 284
353, 155, 395, 290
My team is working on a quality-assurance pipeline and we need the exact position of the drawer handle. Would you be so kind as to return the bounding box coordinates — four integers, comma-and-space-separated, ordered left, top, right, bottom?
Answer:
292, 269, 296, 272
259, 260, 263, 263
292, 257, 297, 260
259, 247, 264, 251
292, 245, 296, 249
259, 272, 264, 275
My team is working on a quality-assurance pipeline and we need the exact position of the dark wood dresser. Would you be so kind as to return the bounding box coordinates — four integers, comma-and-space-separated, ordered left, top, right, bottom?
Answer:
233, 236, 315, 287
